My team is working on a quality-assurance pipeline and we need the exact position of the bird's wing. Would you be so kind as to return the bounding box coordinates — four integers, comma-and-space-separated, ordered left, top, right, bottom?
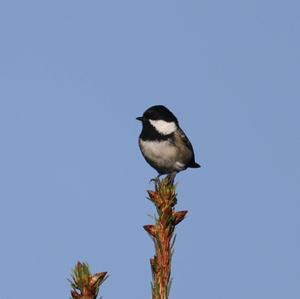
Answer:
175, 126, 194, 153
174, 127, 200, 168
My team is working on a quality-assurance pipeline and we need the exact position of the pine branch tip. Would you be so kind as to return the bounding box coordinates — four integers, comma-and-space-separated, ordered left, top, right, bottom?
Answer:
70, 262, 108, 299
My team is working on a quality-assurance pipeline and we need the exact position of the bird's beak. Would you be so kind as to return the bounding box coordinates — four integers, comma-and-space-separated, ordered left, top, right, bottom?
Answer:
136, 116, 144, 121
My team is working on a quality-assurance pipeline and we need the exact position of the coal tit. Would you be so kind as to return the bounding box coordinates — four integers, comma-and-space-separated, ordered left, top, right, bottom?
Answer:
136, 105, 200, 178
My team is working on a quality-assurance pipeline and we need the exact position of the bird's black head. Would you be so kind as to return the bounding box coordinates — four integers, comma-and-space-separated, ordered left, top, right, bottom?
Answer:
136, 105, 178, 140
136, 105, 178, 123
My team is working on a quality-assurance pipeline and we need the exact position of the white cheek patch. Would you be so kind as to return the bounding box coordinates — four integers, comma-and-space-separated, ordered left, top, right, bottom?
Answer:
149, 119, 177, 135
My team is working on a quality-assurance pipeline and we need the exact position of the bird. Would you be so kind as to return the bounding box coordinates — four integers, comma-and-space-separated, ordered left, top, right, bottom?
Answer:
136, 105, 200, 180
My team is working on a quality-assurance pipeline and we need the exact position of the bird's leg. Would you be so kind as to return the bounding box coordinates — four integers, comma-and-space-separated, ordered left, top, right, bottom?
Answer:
149, 173, 163, 184
166, 172, 177, 185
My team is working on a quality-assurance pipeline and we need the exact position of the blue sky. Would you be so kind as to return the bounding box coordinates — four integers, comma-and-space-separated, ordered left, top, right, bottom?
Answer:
0, 1, 299, 298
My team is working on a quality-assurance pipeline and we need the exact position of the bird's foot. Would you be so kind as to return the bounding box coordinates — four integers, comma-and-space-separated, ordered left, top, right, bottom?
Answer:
150, 172, 177, 187
165, 172, 177, 185
149, 174, 162, 185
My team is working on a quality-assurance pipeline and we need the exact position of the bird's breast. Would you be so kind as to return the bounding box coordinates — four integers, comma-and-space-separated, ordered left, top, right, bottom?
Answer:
139, 138, 193, 173
139, 139, 177, 160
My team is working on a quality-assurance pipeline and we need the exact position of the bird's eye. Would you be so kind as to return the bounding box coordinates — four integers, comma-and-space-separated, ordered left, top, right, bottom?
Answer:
144, 111, 153, 119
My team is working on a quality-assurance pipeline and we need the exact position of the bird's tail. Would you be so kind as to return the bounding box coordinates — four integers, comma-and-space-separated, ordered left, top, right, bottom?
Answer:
189, 162, 201, 168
